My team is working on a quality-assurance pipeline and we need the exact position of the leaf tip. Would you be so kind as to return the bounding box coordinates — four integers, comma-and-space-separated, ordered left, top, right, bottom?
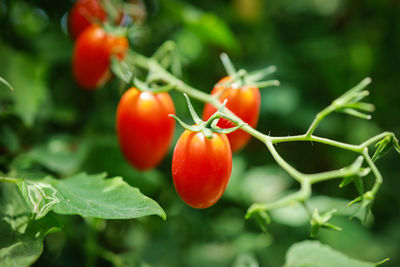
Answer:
160, 211, 167, 221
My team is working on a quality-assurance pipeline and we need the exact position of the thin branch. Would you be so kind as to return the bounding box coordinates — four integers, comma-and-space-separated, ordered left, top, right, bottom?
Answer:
270, 134, 361, 152
264, 140, 304, 182
305, 105, 336, 137
362, 148, 383, 195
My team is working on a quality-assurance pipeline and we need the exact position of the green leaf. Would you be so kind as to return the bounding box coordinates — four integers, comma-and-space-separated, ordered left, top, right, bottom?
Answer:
0, 183, 61, 267
225, 164, 293, 205
26, 135, 89, 175
0, 126, 20, 153
232, 252, 259, 267
16, 173, 166, 220
284, 240, 376, 267
164, 0, 239, 52
0, 45, 48, 127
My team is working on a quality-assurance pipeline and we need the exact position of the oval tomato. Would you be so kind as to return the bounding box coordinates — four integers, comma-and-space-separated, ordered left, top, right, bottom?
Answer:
68, 0, 107, 40
202, 76, 261, 152
116, 87, 175, 171
172, 130, 232, 209
72, 24, 128, 89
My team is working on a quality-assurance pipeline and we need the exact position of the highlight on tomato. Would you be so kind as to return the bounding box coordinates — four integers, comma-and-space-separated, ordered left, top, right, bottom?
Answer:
172, 130, 232, 209
116, 87, 176, 171
203, 76, 261, 152
72, 24, 128, 89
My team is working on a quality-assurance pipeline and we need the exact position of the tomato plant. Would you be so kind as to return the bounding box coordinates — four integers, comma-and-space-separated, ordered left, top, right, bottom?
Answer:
203, 76, 261, 152
172, 130, 232, 209
1, 0, 400, 266
72, 24, 128, 89
68, 0, 107, 40
116, 87, 175, 170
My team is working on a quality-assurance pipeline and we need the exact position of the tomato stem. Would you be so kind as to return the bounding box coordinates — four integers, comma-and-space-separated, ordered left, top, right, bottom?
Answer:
220, 53, 237, 77
0, 76, 14, 91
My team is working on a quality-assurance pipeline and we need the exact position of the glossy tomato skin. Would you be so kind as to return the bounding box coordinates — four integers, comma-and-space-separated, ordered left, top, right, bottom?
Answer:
116, 87, 175, 171
72, 24, 128, 89
203, 76, 261, 152
68, 0, 107, 40
172, 130, 232, 209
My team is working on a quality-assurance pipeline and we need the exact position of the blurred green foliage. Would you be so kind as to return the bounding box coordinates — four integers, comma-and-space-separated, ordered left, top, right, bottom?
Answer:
0, 0, 399, 266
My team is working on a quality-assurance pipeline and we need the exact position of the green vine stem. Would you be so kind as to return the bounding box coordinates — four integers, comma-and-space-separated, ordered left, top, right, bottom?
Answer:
0, 176, 18, 184
124, 50, 399, 229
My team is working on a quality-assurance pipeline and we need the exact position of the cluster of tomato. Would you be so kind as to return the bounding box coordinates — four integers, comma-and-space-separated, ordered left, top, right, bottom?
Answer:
116, 80, 260, 209
68, 0, 260, 209
69, 0, 146, 89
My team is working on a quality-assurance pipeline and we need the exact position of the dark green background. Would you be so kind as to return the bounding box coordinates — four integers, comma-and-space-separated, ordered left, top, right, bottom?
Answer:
0, 0, 399, 266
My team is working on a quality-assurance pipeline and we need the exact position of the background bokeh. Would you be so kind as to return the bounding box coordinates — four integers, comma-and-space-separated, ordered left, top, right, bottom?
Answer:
0, 0, 399, 266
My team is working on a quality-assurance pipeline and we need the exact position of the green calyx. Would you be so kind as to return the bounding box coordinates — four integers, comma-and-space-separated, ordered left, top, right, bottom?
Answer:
100, 0, 121, 24
133, 77, 175, 93
332, 77, 374, 120
170, 93, 246, 139
102, 21, 130, 38
310, 208, 342, 237
372, 135, 400, 162
219, 53, 280, 89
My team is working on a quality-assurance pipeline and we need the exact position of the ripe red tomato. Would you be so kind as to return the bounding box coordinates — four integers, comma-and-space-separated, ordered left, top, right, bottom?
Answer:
172, 130, 232, 209
68, 0, 107, 40
203, 76, 261, 152
116, 87, 175, 171
72, 24, 128, 89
